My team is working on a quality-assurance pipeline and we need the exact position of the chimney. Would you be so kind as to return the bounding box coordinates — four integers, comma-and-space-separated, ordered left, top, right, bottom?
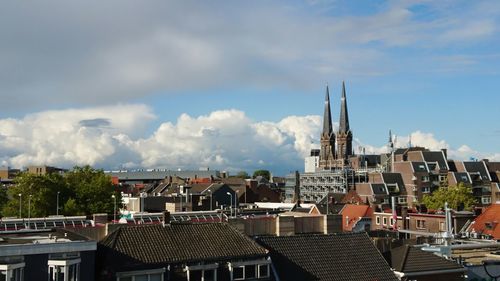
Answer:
162, 210, 171, 226
293, 171, 301, 206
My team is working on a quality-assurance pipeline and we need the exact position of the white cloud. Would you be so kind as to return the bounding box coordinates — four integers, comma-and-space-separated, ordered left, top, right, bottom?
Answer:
1, 105, 498, 174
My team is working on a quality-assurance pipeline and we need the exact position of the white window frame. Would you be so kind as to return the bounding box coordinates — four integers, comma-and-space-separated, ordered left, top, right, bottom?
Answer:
257, 264, 270, 279
382, 217, 387, 226
482, 197, 492, 204
185, 263, 218, 281
228, 260, 271, 281
416, 219, 426, 230
116, 268, 166, 281
48, 258, 81, 281
375, 216, 381, 225
0, 262, 25, 281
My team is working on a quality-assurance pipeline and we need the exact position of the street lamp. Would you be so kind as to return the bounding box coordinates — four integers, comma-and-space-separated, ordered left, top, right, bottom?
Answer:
18, 193, 22, 218
483, 260, 500, 281
56, 191, 60, 216
234, 190, 239, 217
28, 195, 32, 228
111, 194, 117, 224
226, 192, 233, 217
208, 190, 212, 211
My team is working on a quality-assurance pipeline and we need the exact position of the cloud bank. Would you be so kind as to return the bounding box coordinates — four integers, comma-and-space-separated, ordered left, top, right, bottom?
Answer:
1, 105, 497, 174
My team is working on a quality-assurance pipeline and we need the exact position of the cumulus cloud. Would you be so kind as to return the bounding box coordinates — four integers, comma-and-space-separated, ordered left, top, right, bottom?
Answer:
0, 104, 155, 168
0, 106, 321, 174
1, 105, 498, 174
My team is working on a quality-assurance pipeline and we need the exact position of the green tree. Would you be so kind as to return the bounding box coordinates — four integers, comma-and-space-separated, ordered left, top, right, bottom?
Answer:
2, 172, 68, 217
1, 165, 120, 218
422, 183, 476, 211
253, 170, 271, 181
62, 198, 79, 215
65, 165, 120, 215
0, 186, 8, 216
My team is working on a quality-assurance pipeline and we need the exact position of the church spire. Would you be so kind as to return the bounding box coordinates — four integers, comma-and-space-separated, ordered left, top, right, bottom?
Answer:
339, 81, 350, 134
322, 84, 333, 137
319, 84, 336, 170
336, 81, 353, 164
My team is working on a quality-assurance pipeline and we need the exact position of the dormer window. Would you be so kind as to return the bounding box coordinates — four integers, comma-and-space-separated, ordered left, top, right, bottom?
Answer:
0, 262, 24, 281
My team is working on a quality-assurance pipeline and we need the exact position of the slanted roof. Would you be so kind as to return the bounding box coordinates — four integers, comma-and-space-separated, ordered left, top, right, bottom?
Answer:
98, 223, 267, 272
256, 233, 398, 281
189, 183, 212, 193
382, 173, 406, 192
464, 161, 491, 181
452, 172, 471, 184
412, 162, 429, 172
219, 177, 246, 186
340, 204, 373, 231
391, 245, 464, 274
372, 183, 389, 195
422, 151, 448, 170
471, 204, 500, 239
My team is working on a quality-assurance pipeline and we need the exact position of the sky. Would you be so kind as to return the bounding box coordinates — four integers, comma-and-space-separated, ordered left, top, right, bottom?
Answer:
0, 0, 499, 175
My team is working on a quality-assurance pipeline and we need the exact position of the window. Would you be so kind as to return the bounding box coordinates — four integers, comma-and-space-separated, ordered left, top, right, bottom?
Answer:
382, 217, 388, 226
116, 268, 166, 281
421, 176, 429, 182
398, 197, 407, 204
185, 264, 217, 281
416, 220, 426, 229
258, 265, 269, 278
439, 222, 446, 231
422, 187, 430, 193
0, 263, 24, 281
390, 218, 395, 226
48, 259, 80, 281
482, 197, 492, 204
245, 265, 256, 279
376, 216, 381, 225
233, 266, 244, 280
230, 261, 270, 280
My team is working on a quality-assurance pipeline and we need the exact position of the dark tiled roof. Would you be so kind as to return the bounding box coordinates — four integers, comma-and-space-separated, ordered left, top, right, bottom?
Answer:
99, 223, 267, 271
453, 172, 471, 184
256, 233, 398, 281
394, 147, 427, 155
411, 162, 428, 172
448, 160, 458, 172
372, 183, 389, 195
422, 151, 448, 170
464, 162, 490, 181
391, 245, 464, 273
382, 173, 406, 193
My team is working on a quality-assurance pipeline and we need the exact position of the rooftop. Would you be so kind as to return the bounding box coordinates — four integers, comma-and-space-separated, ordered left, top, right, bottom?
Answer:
98, 223, 267, 272
256, 232, 398, 281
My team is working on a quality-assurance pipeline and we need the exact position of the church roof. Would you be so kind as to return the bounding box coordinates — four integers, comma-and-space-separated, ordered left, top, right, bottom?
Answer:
322, 85, 334, 137
339, 81, 350, 134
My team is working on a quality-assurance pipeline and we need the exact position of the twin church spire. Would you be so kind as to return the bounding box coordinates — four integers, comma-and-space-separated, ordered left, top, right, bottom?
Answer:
319, 81, 353, 169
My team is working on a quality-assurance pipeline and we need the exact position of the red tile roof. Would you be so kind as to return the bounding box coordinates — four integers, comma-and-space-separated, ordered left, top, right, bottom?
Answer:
340, 204, 373, 231
471, 204, 500, 239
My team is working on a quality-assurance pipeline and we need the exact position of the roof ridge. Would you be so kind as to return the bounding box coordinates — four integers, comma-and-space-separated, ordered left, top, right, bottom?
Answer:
399, 245, 411, 271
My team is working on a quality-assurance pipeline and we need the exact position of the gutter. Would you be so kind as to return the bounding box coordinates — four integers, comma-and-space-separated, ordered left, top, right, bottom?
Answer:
269, 257, 280, 281
396, 267, 466, 277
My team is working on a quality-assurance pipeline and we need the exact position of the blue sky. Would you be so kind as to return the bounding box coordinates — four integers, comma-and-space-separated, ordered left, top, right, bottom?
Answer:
0, 0, 499, 174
